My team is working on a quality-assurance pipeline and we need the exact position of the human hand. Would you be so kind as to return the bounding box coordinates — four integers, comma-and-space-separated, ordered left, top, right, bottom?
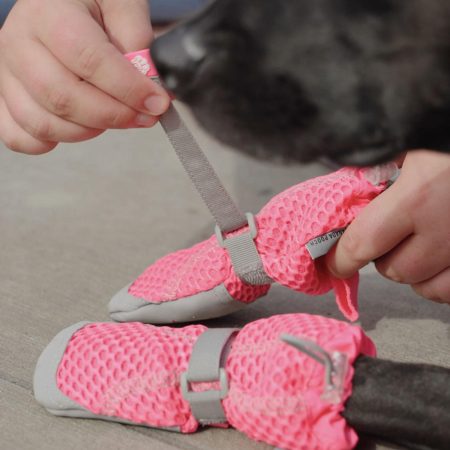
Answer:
0, 0, 170, 154
326, 150, 450, 304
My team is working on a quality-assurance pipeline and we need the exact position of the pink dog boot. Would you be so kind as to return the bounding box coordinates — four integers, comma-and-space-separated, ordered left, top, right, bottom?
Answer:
109, 164, 398, 323
112, 50, 398, 323
34, 314, 376, 450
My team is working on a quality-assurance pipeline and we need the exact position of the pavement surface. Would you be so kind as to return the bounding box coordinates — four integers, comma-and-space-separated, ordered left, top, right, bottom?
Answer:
1, 103, 449, 450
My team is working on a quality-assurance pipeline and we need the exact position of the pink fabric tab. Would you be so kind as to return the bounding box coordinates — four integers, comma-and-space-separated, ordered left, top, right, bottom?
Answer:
125, 49, 159, 78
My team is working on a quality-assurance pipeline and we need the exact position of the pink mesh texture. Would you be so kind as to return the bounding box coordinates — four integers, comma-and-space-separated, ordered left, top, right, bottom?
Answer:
128, 236, 269, 304
128, 167, 385, 318
224, 313, 376, 450
56, 322, 206, 432
56, 314, 376, 449
256, 167, 382, 290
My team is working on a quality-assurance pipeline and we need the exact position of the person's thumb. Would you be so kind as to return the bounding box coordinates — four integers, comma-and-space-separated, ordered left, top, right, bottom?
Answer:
325, 183, 413, 279
100, 0, 153, 53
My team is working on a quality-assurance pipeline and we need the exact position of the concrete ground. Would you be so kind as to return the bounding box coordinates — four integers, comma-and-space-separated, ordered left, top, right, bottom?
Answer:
1, 103, 449, 450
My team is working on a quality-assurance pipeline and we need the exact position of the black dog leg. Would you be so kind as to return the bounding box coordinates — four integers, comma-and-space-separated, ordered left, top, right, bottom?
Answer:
343, 356, 450, 450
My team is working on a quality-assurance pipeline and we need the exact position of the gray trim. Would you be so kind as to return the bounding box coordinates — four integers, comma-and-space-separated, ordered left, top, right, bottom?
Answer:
45, 407, 180, 432
109, 283, 256, 324
33, 321, 181, 431
181, 328, 238, 425
34, 321, 92, 414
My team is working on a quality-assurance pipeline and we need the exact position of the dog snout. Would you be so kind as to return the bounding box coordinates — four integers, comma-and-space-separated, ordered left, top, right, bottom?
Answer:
152, 26, 206, 96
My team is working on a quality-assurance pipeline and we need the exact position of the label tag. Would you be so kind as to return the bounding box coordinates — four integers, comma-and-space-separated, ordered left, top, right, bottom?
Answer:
125, 49, 159, 78
306, 228, 346, 259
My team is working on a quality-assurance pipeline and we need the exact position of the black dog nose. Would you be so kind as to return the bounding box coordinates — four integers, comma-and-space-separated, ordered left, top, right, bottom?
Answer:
151, 26, 206, 96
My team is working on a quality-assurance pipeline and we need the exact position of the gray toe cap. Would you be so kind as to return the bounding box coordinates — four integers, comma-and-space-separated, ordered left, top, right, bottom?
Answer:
109, 283, 251, 324
33, 322, 91, 416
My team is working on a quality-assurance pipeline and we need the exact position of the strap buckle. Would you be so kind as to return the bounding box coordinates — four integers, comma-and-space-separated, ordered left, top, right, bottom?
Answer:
214, 213, 272, 286
180, 328, 238, 425
180, 368, 229, 425
281, 334, 348, 404
214, 212, 257, 247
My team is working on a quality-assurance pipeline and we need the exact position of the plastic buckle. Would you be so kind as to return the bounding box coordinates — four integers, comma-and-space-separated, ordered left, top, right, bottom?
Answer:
180, 368, 229, 424
321, 352, 348, 404
215, 212, 257, 248
280, 334, 349, 405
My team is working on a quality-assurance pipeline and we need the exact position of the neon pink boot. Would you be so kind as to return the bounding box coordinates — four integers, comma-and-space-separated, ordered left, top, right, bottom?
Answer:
34, 314, 376, 450
109, 165, 397, 323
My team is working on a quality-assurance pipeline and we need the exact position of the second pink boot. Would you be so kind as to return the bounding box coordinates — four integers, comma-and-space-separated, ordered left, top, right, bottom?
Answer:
34, 313, 376, 450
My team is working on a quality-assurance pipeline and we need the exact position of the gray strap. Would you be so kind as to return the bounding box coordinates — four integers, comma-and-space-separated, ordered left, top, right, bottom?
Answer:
158, 101, 272, 285
159, 103, 247, 233
216, 213, 273, 285
180, 328, 238, 424
153, 76, 271, 285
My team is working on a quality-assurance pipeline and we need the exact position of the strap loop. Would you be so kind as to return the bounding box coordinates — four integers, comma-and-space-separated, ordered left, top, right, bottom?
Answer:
181, 328, 238, 424
215, 213, 272, 285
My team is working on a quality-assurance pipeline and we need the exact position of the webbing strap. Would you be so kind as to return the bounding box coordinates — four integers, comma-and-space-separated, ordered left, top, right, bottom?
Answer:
180, 328, 239, 424
158, 104, 247, 233
125, 50, 272, 285
216, 213, 273, 285
159, 102, 271, 285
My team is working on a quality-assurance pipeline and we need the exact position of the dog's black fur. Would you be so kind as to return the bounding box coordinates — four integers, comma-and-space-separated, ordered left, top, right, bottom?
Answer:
345, 356, 450, 450
152, 0, 450, 166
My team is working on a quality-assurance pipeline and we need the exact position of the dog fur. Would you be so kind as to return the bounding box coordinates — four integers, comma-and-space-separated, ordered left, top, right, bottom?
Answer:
152, 0, 450, 166
345, 356, 450, 450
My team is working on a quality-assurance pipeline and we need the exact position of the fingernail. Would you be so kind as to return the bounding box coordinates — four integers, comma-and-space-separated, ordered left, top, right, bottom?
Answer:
144, 95, 168, 116
135, 113, 155, 127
